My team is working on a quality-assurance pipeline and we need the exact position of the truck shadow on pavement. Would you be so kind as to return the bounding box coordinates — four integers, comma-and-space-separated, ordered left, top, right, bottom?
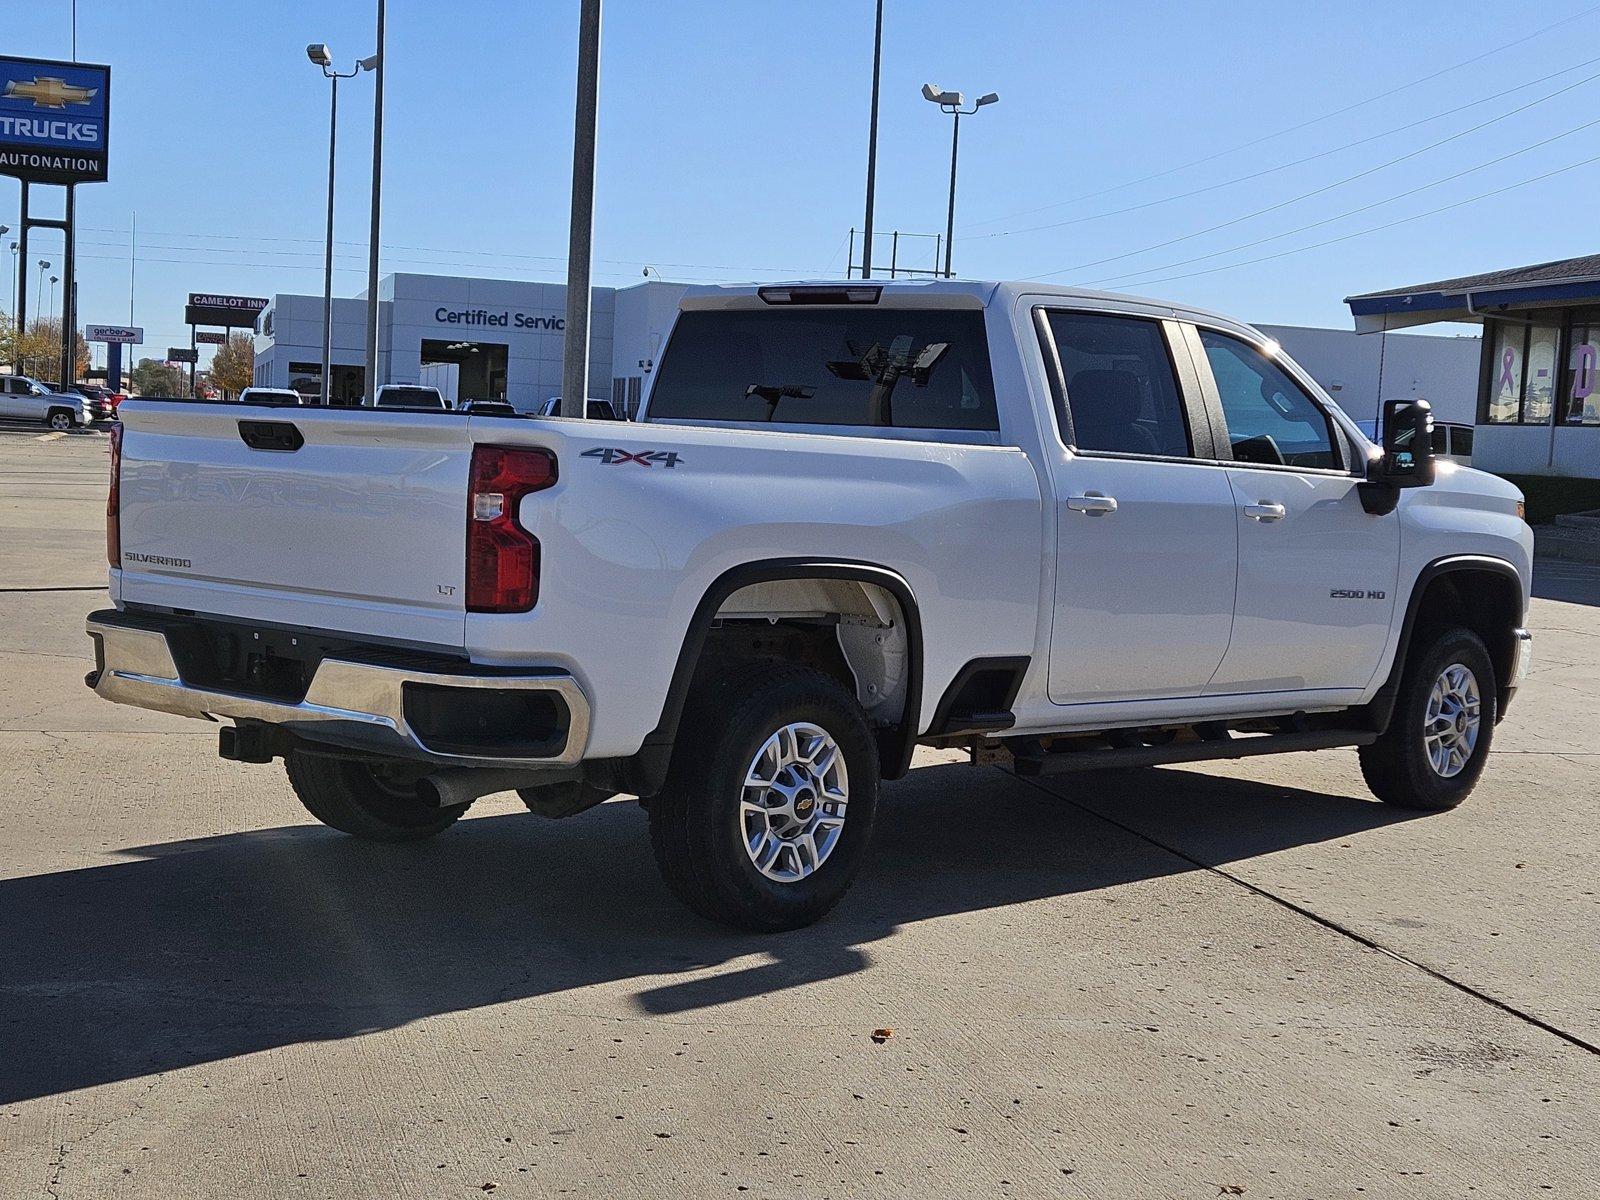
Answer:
0, 761, 1420, 1104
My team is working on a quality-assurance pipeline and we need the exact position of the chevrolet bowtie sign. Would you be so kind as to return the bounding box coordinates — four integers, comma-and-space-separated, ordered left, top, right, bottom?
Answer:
0, 55, 111, 185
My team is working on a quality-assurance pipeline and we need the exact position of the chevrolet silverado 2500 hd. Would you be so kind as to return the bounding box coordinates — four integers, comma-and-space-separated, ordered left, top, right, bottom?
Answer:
86, 280, 1533, 931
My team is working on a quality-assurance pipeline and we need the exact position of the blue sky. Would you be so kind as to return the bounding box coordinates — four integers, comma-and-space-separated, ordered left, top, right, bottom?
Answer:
7, 0, 1599, 365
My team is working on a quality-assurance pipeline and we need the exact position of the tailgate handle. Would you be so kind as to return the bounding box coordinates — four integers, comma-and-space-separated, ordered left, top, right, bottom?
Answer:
238, 420, 304, 452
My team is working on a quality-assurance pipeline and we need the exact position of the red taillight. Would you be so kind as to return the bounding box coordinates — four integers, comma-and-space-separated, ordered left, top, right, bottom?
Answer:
107, 421, 124, 568
466, 445, 556, 613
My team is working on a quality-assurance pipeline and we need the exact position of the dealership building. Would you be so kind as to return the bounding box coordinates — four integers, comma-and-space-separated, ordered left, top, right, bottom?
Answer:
252, 273, 685, 413
251, 271, 1480, 425
1348, 253, 1600, 480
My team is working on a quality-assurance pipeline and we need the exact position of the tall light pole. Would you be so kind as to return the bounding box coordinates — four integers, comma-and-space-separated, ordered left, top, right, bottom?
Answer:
363, 0, 387, 403
860, 0, 884, 279
35, 260, 50, 321
48, 275, 58, 322
920, 84, 997, 279
307, 44, 368, 406
561, 0, 602, 418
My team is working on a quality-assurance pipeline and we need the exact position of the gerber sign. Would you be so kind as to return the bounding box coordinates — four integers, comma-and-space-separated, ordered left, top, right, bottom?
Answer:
0, 55, 111, 184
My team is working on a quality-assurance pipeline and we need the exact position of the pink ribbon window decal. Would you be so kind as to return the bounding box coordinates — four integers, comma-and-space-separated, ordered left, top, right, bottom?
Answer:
1498, 348, 1517, 392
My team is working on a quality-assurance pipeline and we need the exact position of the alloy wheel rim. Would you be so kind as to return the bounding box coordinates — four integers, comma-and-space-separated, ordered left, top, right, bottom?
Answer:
1424, 662, 1480, 779
740, 721, 848, 883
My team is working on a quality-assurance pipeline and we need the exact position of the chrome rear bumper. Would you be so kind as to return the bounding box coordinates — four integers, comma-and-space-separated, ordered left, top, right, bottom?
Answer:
86, 612, 589, 768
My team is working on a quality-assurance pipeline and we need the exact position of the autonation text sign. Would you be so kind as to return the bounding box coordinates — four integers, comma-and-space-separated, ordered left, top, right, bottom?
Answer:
0, 55, 111, 185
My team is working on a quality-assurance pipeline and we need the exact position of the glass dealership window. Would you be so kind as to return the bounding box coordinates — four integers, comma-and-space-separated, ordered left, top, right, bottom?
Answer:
1486, 322, 1524, 423
1524, 322, 1557, 424
1566, 319, 1600, 424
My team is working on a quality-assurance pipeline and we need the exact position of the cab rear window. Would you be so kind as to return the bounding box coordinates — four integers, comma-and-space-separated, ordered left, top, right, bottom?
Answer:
647, 308, 999, 431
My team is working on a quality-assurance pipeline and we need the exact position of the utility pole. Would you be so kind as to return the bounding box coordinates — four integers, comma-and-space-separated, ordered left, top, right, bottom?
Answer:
363, 0, 387, 402
561, 0, 602, 418
860, 0, 884, 279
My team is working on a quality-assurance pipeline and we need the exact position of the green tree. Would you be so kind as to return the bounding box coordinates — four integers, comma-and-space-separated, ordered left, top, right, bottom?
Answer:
208, 332, 255, 397
0, 311, 16, 370
14, 318, 89, 383
130, 358, 187, 397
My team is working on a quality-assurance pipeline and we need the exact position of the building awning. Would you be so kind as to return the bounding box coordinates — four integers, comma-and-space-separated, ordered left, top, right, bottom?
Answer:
1344, 252, 1600, 333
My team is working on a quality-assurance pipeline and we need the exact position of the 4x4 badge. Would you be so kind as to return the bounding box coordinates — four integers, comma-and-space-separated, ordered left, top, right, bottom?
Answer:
580, 447, 683, 469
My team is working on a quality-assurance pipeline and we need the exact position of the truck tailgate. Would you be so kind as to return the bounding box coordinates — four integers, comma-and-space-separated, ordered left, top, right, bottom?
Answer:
115, 401, 473, 648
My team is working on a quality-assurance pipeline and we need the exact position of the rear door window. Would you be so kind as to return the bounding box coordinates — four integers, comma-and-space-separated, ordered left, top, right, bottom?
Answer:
647, 308, 998, 431
1044, 311, 1193, 457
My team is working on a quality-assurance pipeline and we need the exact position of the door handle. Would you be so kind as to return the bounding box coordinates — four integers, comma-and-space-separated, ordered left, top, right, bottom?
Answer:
1243, 501, 1286, 522
1066, 493, 1118, 515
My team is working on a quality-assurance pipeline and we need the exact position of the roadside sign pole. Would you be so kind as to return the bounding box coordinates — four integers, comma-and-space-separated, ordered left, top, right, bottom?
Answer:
561, 0, 602, 418
15, 182, 27, 335
58, 184, 75, 386
189, 323, 196, 397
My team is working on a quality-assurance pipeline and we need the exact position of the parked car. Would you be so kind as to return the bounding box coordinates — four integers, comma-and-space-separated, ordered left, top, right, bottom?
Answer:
68, 383, 120, 422
236, 387, 306, 406
0, 375, 94, 430
535, 396, 621, 420
370, 384, 449, 410
88, 280, 1533, 931
1356, 417, 1473, 465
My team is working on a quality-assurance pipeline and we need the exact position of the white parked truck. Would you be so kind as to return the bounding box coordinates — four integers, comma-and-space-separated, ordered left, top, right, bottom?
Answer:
87, 281, 1533, 930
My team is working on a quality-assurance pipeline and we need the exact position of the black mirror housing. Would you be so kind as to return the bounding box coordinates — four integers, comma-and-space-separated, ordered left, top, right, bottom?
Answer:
1373, 398, 1437, 488
1359, 399, 1436, 514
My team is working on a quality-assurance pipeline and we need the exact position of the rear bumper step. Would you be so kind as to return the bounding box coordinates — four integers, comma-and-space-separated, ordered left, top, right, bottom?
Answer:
1008, 728, 1377, 777
86, 610, 590, 768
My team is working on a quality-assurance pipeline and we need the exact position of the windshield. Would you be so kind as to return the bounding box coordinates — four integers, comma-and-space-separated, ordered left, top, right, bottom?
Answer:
378, 387, 445, 408
647, 308, 998, 431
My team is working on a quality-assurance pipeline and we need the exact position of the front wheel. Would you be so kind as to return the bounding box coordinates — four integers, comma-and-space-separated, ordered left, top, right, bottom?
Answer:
648, 665, 880, 931
285, 750, 468, 841
47, 408, 75, 432
1360, 625, 1496, 810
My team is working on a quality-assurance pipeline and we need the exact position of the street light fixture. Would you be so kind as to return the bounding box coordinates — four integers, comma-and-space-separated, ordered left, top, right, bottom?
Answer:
307, 44, 370, 405
920, 83, 998, 279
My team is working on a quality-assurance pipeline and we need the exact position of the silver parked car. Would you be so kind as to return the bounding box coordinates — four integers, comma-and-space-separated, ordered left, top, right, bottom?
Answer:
0, 375, 94, 430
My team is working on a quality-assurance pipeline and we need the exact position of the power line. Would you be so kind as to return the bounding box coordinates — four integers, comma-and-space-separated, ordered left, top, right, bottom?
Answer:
1034, 67, 1600, 280
963, 1, 1600, 229
966, 55, 1600, 241
1084, 112, 1600, 288
1059, 151, 1600, 291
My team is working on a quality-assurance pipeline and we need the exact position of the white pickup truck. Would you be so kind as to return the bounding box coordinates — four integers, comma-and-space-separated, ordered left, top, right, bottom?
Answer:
87, 280, 1533, 930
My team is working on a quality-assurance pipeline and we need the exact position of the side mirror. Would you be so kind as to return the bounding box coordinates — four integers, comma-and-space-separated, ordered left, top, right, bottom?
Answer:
1374, 398, 1436, 487
1360, 399, 1435, 513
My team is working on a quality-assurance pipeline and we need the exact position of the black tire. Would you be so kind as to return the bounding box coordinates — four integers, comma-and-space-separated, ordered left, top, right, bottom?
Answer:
648, 664, 880, 932
46, 408, 75, 432
1360, 625, 1496, 811
285, 751, 468, 841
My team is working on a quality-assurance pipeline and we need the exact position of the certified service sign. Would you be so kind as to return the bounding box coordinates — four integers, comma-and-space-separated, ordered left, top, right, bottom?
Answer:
0, 55, 111, 184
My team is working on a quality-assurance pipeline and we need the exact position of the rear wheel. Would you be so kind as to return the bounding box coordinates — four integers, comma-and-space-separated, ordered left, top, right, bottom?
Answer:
1360, 625, 1496, 811
648, 664, 879, 931
285, 750, 468, 841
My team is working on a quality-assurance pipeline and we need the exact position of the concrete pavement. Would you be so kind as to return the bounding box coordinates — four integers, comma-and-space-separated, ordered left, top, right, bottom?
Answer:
1, 431, 1596, 1199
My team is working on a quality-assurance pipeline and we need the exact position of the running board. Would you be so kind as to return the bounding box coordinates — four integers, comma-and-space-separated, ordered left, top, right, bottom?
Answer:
1007, 728, 1377, 777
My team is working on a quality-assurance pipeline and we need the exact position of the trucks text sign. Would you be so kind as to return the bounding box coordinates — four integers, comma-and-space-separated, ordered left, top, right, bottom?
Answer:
0, 56, 111, 184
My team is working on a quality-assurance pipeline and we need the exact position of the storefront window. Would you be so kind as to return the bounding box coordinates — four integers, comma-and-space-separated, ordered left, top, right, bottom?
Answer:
1486, 322, 1523, 423
1525, 322, 1557, 423
1566, 321, 1600, 424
